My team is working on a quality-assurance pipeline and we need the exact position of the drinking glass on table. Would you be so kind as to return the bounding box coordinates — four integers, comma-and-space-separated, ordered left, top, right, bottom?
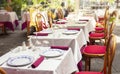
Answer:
21, 41, 28, 51
35, 33, 42, 46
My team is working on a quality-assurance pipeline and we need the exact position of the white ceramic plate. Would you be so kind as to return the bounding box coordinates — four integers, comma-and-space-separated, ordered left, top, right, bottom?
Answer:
40, 29, 53, 34
62, 30, 79, 35
40, 49, 64, 58
57, 19, 67, 23
76, 21, 87, 24
7, 55, 34, 67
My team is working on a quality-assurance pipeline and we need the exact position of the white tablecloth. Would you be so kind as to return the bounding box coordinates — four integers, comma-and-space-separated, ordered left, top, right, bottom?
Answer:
53, 16, 96, 42
29, 29, 87, 63
0, 11, 18, 31
0, 46, 78, 74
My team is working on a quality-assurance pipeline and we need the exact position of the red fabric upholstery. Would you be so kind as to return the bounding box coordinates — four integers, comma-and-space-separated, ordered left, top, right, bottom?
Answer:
95, 27, 104, 31
89, 33, 105, 37
83, 45, 106, 54
75, 71, 102, 74
0, 24, 4, 26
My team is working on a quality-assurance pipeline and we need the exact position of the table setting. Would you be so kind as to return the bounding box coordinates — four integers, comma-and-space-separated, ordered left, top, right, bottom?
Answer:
52, 13, 96, 42
0, 45, 78, 74
28, 28, 87, 64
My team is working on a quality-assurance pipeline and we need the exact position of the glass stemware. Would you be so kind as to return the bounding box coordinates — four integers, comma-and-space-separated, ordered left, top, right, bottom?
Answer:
35, 33, 42, 46
22, 41, 27, 51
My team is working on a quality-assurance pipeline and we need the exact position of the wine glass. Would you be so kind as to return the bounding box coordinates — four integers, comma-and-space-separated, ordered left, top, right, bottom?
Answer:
34, 33, 42, 46
42, 40, 50, 47
22, 41, 27, 51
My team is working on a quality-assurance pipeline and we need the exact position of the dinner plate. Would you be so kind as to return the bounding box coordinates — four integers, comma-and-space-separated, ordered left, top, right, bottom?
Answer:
40, 49, 64, 58
76, 21, 87, 24
62, 30, 79, 35
41, 29, 53, 34
7, 55, 34, 67
58, 19, 67, 22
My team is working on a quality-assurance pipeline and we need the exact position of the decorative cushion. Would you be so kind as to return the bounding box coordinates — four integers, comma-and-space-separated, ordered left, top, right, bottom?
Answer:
89, 33, 105, 37
83, 45, 106, 54
75, 71, 102, 74
95, 27, 104, 31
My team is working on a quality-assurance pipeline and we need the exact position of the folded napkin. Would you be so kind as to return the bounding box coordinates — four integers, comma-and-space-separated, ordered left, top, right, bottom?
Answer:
79, 19, 89, 22
31, 56, 44, 68
34, 33, 48, 36
67, 28, 80, 31
51, 46, 69, 50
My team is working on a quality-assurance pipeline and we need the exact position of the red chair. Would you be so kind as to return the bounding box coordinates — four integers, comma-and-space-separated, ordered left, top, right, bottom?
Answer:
35, 13, 48, 32
88, 6, 111, 45
89, 21, 115, 45
47, 10, 53, 28
85, 22, 115, 70
94, 6, 109, 33
76, 34, 116, 74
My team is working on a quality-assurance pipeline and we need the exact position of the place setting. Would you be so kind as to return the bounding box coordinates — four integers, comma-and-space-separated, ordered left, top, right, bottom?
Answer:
33, 28, 53, 36
7, 55, 34, 67
62, 28, 80, 35
38, 46, 69, 60
75, 20, 88, 24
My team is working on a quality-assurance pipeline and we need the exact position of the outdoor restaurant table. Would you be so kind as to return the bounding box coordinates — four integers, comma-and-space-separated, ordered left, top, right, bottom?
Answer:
53, 16, 96, 42
29, 28, 87, 63
0, 11, 19, 31
0, 46, 78, 74
68, 16, 96, 41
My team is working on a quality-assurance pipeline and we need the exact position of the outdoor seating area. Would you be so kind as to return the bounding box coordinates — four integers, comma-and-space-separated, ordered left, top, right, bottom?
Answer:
0, 0, 120, 74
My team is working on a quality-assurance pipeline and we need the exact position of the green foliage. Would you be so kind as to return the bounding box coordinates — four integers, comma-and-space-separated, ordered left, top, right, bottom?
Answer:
0, 0, 75, 19
11, 0, 28, 19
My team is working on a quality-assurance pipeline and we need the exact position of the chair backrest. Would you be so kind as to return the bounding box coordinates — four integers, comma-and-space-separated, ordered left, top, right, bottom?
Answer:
101, 6, 109, 33
35, 13, 46, 31
0, 67, 6, 74
103, 34, 116, 74
47, 10, 53, 28
56, 8, 64, 19
109, 10, 118, 22
100, 6, 109, 37
109, 22, 115, 35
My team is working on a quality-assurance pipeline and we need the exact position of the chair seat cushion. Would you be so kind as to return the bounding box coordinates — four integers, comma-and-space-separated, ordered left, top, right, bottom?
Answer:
95, 27, 104, 31
89, 32, 105, 37
75, 71, 102, 74
83, 45, 106, 54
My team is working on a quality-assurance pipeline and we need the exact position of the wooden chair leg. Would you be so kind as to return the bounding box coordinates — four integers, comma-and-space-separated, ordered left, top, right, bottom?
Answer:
85, 57, 90, 71
1, 24, 6, 34
89, 39, 95, 45
88, 58, 91, 71
27, 24, 30, 36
